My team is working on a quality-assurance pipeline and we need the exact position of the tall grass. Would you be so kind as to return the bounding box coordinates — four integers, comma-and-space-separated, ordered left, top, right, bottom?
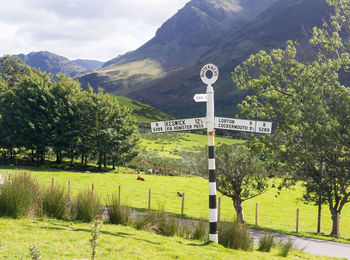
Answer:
154, 210, 177, 236
106, 194, 130, 225
42, 184, 69, 219
258, 233, 275, 252
72, 189, 102, 222
218, 220, 253, 251
278, 239, 294, 257
0, 173, 41, 218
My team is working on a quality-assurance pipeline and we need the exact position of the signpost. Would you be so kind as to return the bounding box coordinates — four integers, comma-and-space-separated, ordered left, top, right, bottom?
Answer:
150, 63, 272, 243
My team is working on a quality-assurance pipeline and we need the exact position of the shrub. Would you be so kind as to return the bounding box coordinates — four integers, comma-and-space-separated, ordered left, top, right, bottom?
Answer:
72, 190, 102, 222
218, 220, 253, 251
258, 233, 275, 252
0, 173, 41, 218
106, 194, 130, 225
42, 184, 68, 219
278, 239, 294, 257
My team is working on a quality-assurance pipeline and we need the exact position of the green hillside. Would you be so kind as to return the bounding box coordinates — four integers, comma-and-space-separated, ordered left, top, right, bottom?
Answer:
116, 96, 173, 125
0, 218, 337, 259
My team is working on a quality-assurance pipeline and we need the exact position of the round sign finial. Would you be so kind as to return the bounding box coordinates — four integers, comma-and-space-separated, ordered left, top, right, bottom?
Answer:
200, 64, 219, 85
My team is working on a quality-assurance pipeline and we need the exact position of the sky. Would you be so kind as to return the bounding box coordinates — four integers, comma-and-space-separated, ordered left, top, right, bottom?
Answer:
0, 0, 191, 62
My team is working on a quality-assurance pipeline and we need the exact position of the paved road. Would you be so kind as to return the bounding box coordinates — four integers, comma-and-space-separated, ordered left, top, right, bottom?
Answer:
251, 229, 350, 259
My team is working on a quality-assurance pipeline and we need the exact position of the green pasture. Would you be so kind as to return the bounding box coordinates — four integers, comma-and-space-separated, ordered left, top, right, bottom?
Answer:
0, 218, 339, 259
138, 132, 244, 159
1, 165, 349, 242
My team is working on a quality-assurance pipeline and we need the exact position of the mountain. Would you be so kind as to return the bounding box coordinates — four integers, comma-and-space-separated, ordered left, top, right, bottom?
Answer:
73, 59, 104, 70
17, 51, 87, 78
78, 0, 335, 117
16, 52, 104, 77
78, 0, 278, 94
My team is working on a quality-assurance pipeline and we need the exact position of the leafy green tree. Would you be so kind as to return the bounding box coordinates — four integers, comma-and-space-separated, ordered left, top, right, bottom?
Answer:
0, 55, 30, 88
232, 0, 349, 236
51, 74, 82, 164
15, 69, 55, 162
215, 144, 269, 223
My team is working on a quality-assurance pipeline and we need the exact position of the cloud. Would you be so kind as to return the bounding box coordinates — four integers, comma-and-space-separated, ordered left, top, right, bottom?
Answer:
0, 0, 190, 61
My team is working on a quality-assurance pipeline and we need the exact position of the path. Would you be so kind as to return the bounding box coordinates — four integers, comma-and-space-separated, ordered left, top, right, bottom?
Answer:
250, 229, 350, 259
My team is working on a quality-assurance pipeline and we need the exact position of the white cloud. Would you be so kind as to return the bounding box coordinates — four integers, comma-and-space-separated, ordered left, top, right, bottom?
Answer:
0, 0, 190, 61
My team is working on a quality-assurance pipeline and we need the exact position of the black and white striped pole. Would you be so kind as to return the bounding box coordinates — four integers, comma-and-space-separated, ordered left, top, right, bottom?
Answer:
200, 64, 219, 243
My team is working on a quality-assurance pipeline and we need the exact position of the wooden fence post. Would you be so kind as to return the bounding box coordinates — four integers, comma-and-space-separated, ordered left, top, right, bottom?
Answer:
148, 189, 151, 210
5, 172, 8, 182
336, 213, 340, 238
24, 172, 28, 178
51, 178, 55, 192
256, 203, 258, 227
181, 192, 185, 216
68, 180, 71, 201
91, 183, 94, 196
296, 208, 299, 233
118, 185, 121, 205
218, 197, 221, 222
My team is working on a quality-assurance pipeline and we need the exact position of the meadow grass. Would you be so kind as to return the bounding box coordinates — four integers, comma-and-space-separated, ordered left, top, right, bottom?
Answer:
1, 165, 349, 242
0, 218, 339, 259
138, 132, 244, 159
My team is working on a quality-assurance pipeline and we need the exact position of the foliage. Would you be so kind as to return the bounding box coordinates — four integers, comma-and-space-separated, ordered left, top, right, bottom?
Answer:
0, 173, 41, 218
232, 0, 350, 237
191, 218, 208, 241
0, 59, 139, 168
278, 239, 294, 257
218, 219, 253, 251
72, 189, 102, 222
258, 233, 275, 252
90, 219, 103, 260
154, 210, 178, 237
215, 144, 269, 222
42, 184, 69, 220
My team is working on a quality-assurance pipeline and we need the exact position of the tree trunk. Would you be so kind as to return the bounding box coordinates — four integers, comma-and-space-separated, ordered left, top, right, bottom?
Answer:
70, 157, 74, 167
81, 154, 84, 165
56, 152, 61, 163
233, 199, 245, 223
317, 195, 322, 234
330, 211, 339, 238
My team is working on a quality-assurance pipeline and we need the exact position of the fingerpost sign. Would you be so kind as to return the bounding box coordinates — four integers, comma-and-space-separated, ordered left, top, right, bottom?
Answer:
150, 63, 272, 243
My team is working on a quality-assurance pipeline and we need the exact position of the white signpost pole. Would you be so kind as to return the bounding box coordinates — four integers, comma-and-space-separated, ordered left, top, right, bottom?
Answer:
200, 64, 219, 243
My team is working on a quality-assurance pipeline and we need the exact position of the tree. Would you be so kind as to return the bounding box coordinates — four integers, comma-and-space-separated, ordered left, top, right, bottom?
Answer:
0, 55, 30, 88
215, 144, 268, 223
232, 0, 350, 237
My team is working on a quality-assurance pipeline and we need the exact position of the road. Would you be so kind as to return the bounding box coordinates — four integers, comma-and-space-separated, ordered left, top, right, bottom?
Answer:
251, 229, 350, 259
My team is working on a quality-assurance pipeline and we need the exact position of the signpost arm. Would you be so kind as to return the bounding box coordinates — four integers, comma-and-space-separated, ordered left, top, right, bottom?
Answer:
207, 84, 218, 243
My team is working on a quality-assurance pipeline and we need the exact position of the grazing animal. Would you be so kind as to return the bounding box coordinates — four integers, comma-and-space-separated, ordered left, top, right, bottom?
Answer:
147, 169, 153, 174
177, 192, 183, 197
137, 175, 145, 181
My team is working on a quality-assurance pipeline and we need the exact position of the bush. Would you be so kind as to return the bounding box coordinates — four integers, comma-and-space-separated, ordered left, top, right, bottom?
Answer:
218, 220, 253, 251
42, 184, 69, 219
106, 194, 130, 225
72, 190, 102, 222
278, 239, 294, 257
0, 173, 41, 218
258, 233, 275, 252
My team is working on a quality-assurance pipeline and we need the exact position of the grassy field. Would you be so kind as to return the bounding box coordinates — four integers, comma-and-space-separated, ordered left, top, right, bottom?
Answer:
138, 132, 244, 159
1, 165, 349, 243
0, 218, 341, 259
